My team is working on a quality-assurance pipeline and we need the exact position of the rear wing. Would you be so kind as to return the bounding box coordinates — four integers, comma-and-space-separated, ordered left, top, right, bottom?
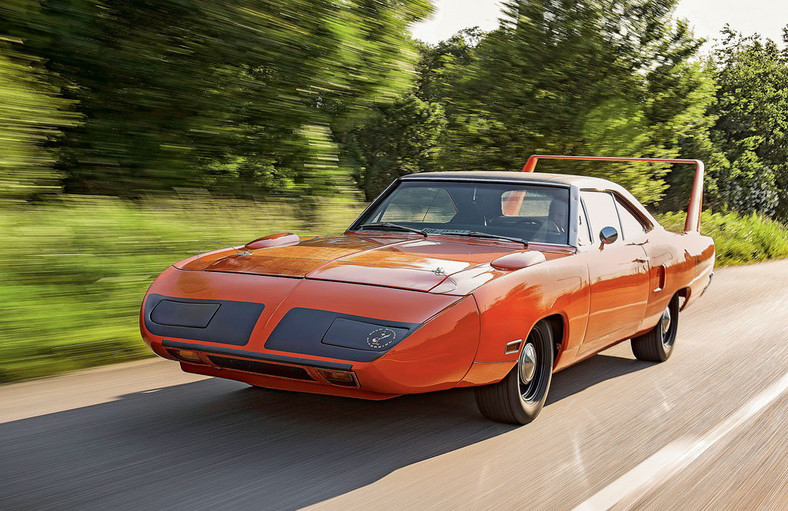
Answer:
522, 155, 705, 233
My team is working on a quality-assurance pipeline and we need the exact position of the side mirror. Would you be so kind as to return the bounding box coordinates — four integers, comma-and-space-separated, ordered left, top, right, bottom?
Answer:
599, 226, 619, 245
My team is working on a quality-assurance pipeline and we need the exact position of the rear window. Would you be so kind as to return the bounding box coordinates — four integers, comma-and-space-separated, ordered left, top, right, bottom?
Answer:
614, 196, 648, 240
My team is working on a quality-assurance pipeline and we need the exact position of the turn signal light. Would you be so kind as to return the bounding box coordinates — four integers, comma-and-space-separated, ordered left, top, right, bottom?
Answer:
317, 369, 358, 387
169, 349, 204, 364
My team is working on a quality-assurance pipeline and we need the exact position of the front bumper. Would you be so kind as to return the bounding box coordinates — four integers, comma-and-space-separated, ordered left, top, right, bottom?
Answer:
141, 266, 480, 398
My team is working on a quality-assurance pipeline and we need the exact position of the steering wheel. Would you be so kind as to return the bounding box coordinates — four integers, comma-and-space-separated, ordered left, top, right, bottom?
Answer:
543, 219, 565, 236
536, 219, 566, 243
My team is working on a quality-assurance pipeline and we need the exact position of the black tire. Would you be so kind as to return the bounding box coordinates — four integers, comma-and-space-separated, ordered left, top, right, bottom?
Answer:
631, 294, 680, 362
474, 321, 554, 425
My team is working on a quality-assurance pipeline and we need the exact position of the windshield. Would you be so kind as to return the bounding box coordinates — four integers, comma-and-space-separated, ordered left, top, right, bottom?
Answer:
354, 180, 570, 245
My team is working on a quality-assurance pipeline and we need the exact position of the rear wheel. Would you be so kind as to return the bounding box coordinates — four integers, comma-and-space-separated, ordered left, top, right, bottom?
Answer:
474, 321, 554, 424
631, 294, 680, 362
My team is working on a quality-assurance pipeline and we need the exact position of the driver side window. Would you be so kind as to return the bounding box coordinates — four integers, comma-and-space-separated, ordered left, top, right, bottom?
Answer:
577, 203, 593, 246
580, 191, 622, 244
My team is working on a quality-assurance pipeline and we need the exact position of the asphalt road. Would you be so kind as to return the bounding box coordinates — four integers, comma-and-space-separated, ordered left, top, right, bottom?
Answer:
1, 259, 787, 510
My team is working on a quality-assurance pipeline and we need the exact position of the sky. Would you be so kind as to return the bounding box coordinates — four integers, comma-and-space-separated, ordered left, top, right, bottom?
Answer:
410, 0, 788, 46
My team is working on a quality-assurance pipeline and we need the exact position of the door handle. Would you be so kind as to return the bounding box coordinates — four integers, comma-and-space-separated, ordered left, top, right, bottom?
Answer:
633, 257, 650, 263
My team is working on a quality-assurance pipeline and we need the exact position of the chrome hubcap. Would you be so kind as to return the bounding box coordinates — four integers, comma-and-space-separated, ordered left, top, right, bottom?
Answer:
660, 307, 672, 343
520, 343, 537, 384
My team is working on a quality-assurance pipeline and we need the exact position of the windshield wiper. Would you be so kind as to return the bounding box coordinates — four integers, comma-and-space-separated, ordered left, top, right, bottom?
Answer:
449, 231, 528, 247
358, 222, 428, 237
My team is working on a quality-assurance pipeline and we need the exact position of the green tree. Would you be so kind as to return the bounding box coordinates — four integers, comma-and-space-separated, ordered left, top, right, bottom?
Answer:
413, 29, 482, 104
708, 28, 788, 220
347, 93, 446, 200
423, 0, 713, 205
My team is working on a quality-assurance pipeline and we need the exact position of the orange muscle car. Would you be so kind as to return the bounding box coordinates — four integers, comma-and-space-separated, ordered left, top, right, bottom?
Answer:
140, 155, 714, 424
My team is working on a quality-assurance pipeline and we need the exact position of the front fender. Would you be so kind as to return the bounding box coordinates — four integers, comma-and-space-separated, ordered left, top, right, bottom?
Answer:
353, 295, 481, 394
459, 257, 589, 385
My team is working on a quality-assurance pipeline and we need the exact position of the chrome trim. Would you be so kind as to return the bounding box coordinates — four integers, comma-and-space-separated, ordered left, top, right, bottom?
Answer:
346, 177, 402, 232
519, 342, 537, 384
161, 339, 353, 371
505, 339, 523, 355
400, 176, 573, 188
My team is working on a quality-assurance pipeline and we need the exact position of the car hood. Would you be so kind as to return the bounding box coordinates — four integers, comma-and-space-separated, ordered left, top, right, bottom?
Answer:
176, 234, 566, 293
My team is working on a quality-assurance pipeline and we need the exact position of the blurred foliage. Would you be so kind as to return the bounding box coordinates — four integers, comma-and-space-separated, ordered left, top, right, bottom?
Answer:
0, 42, 78, 199
2, 0, 788, 217
1, 0, 431, 197
0, 196, 363, 382
658, 210, 788, 265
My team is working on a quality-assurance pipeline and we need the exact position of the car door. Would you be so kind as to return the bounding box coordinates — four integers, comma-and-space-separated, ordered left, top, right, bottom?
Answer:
612, 194, 675, 331
578, 190, 650, 353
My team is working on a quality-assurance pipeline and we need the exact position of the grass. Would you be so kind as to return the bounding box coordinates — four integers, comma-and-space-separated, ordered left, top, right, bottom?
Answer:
0, 195, 363, 383
0, 200, 785, 383
657, 210, 788, 266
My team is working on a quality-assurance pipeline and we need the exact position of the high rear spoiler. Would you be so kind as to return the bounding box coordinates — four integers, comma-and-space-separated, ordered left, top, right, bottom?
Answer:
522, 155, 705, 233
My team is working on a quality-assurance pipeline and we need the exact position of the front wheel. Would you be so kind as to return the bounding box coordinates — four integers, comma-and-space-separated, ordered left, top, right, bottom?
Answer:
631, 294, 680, 362
474, 321, 554, 424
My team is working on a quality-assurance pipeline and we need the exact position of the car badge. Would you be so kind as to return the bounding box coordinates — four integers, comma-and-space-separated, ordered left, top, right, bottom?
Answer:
366, 327, 398, 349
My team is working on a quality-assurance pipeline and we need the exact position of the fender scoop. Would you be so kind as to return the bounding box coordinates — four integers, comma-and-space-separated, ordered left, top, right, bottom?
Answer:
490, 251, 546, 271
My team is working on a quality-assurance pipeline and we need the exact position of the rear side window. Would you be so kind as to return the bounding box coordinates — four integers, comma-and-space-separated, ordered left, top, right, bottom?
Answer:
615, 197, 647, 240
581, 191, 621, 242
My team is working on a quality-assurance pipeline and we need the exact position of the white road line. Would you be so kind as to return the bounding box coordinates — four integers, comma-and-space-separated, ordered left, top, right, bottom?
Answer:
574, 370, 788, 511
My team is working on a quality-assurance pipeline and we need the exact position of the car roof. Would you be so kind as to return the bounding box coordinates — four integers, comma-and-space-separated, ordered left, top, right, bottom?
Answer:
401, 171, 618, 191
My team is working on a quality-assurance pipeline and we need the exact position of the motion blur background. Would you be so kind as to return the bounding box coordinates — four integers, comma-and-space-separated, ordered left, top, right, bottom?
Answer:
1, 0, 788, 382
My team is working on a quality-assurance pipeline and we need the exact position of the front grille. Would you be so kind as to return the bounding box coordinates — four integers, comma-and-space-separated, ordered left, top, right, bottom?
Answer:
207, 355, 315, 382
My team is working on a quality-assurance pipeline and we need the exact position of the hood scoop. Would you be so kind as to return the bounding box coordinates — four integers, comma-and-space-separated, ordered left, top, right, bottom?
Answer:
244, 232, 300, 250
184, 234, 553, 292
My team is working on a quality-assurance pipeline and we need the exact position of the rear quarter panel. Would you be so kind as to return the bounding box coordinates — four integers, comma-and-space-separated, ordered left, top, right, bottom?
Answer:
636, 228, 715, 334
